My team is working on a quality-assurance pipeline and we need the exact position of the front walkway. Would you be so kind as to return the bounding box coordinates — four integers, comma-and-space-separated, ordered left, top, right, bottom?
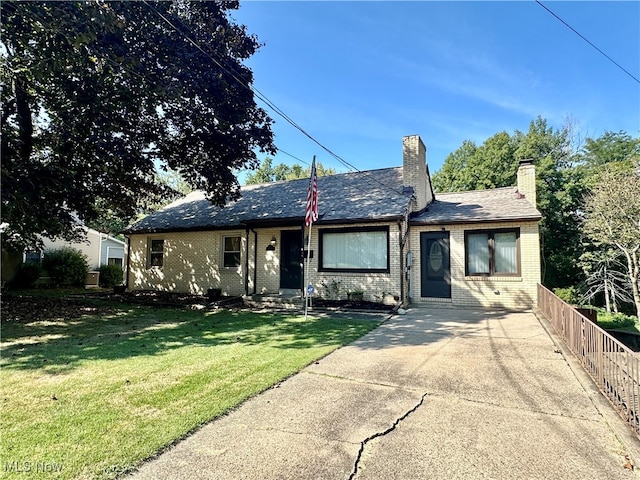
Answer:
129, 307, 639, 479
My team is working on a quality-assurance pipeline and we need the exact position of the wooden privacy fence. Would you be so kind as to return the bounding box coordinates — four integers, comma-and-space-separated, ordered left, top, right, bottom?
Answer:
538, 284, 640, 436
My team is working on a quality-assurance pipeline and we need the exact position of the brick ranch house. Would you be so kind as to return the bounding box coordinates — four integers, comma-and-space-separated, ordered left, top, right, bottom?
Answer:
124, 135, 541, 309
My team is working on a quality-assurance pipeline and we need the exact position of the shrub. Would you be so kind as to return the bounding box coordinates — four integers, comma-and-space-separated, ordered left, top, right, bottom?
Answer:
42, 247, 89, 287
554, 286, 580, 305
595, 309, 638, 330
10, 263, 42, 289
99, 264, 123, 288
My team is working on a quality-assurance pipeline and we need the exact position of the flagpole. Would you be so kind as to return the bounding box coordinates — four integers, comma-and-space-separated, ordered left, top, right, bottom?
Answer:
304, 155, 317, 321
304, 220, 312, 320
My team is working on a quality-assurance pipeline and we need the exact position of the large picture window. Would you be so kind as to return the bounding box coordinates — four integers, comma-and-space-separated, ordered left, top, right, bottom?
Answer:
319, 227, 389, 272
223, 236, 241, 268
465, 229, 519, 276
147, 239, 164, 268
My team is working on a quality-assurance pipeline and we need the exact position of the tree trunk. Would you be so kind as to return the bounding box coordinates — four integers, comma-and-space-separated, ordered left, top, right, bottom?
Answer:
604, 267, 611, 313
623, 247, 640, 319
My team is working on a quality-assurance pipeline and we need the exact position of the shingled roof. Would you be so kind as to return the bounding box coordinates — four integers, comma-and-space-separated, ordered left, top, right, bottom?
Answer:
410, 187, 541, 225
126, 167, 413, 234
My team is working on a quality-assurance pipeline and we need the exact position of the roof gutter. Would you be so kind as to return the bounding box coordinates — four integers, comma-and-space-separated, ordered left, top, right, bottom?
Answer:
409, 215, 542, 226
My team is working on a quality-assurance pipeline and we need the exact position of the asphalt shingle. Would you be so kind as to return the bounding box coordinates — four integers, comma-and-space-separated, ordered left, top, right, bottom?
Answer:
125, 167, 411, 233
410, 187, 541, 225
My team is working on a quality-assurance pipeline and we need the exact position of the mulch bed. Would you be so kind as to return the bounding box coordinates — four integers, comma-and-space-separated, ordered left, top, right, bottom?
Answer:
1, 290, 393, 324
311, 298, 393, 312
1, 295, 119, 323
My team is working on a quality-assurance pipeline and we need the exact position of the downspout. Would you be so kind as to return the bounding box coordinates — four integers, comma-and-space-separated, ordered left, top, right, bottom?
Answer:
252, 228, 258, 295
398, 220, 404, 306
125, 236, 131, 290
98, 234, 103, 271
400, 198, 413, 306
244, 227, 250, 296
246, 227, 258, 295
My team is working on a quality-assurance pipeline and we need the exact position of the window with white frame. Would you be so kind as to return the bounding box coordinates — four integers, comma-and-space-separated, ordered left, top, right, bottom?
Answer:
24, 250, 42, 264
465, 229, 519, 276
319, 227, 389, 272
108, 257, 123, 267
147, 238, 164, 268
223, 236, 241, 267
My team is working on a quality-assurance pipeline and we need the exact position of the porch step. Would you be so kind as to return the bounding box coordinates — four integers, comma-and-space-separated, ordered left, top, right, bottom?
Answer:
279, 288, 302, 299
243, 293, 304, 310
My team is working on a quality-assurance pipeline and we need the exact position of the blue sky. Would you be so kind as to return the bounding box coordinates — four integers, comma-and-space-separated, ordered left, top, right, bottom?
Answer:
232, 1, 640, 182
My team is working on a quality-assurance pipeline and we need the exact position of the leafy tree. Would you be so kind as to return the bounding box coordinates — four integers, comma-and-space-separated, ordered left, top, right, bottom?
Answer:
1, 1, 274, 250
581, 131, 640, 168
514, 118, 583, 288
583, 164, 640, 317
431, 134, 518, 192
431, 140, 478, 192
245, 158, 336, 184
433, 117, 581, 287
245, 158, 287, 184
85, 168, 192, 237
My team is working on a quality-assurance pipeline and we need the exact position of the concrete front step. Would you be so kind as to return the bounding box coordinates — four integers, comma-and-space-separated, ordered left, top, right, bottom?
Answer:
243, 293, 304, 310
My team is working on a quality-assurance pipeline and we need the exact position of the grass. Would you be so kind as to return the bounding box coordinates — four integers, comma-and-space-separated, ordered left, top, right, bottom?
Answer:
0, 302, 381, 479
593, 308, 639, 332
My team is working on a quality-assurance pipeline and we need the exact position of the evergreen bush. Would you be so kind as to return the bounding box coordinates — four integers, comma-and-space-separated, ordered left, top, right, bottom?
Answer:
42, 247, 89, 287
99, 264, 124, 288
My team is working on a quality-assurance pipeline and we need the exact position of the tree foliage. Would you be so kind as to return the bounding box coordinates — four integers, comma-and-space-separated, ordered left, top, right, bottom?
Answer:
431, 135, 517, 192
245, 157, 336, 184
583, 165, 640, 317
433, 117, 581, 287
1, 1, 275, 249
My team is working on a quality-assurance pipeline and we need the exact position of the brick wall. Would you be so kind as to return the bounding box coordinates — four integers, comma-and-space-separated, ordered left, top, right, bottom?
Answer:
127, 230, 247, 295
517, 159, 537, 207
409, 220, 541, 309
128, 218, 540, 309
305, 222, 403, 303
402, 135, 433, 212
127, 221, 405, 301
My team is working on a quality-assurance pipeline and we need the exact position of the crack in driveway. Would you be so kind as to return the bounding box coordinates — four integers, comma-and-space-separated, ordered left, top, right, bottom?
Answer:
348, 392, 429, 480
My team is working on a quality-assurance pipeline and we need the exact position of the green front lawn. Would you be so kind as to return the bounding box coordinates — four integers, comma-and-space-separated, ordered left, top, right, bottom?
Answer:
1, 303, 381, 479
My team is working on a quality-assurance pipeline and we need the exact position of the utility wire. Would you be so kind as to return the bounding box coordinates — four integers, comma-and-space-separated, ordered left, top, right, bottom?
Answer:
142, 0, 408, 197
535, 1, 640, 85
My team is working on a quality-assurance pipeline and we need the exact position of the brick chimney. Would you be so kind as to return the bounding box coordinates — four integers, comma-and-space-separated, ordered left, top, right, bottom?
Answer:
516, 158, 536, 207
402, 135, 433, 212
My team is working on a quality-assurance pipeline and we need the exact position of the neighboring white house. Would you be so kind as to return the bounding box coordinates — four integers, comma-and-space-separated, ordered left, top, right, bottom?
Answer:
25, 227, 126, 270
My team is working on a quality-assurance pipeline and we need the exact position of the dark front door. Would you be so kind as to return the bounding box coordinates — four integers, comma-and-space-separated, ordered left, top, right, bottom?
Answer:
420, 232, 451, 298
280, 230, 303, 289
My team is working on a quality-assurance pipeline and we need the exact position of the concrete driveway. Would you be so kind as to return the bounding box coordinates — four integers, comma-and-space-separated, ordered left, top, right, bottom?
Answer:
129, 307, 639, 479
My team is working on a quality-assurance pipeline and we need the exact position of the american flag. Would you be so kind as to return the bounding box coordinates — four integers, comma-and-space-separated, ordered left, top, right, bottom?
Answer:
305, 157, 318, 226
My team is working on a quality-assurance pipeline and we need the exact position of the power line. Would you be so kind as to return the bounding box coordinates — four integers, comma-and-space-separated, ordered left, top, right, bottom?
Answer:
141, 0, 408, 197
535, 1, 640, 85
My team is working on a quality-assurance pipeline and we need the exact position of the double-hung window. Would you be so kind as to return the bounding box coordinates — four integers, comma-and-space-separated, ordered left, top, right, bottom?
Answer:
148, 239, 164, 268
465, 229, 519, 276
223, 236, 241, 268
108, 257, 123, 267
319, 227, 389, 273
24, 250, 42, 264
